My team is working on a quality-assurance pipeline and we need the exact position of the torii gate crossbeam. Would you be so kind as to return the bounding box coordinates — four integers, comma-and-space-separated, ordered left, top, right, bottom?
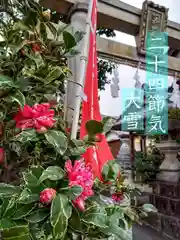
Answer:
40, 0, 180, 49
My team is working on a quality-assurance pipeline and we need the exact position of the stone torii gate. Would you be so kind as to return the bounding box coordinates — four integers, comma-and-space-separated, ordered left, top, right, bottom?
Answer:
40, 0, 180, 124
40, 0, 180, 70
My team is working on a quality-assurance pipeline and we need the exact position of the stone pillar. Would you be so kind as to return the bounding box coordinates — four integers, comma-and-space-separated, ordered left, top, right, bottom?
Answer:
65, 2, 88, 125
156, 137, 180, 182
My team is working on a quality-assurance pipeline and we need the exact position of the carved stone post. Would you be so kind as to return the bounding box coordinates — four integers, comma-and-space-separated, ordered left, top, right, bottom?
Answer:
65, 2, 88, 125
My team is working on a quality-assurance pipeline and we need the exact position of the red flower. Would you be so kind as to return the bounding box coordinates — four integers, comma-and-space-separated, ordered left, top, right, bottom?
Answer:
66, 127, 71, 133
14, 103, 56, 131
111, 192, 124, 203
0, 148, 5, 163
32, 43, 41, 52
65, 160, 94, 211
40, 188, 56, 204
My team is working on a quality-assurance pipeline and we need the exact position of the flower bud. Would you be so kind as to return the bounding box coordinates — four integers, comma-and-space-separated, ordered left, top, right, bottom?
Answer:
32, 43, 41, 53
40, 188, 56, 204
42, 10, 51, 21
111, 192, 124, 202
66, 128, 71, 133
74, 198, 85, 211
36, 127, 48, 134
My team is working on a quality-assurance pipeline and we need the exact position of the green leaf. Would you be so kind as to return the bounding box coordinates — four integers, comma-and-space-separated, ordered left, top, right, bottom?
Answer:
45, 130, 68, 155
12, 204, 35, 220
30, 165, 44, 179
0, 197, 16, 218
63, 31, 76, 49
26, 209, 49, 223
53, 213, 68, 240
46, 66, 63, 84
0, 183, 20, 196
102, 161, 120, 181
86, 120, 104, 136
102, 117, 113, 133
38, 166, 64, 183
142, 204, 157, 213
0, 219, 16, 230
14, 129, 38, 143
3, 235, 31, 240
9, 90, 26, 107
51, 194, 72, 222
26, 51, 44, 69
50, 194, 69, 239
0, 75, 16, 89
102, 224, 131, 240
23, 168, 46, 194
18, 188, 39, 204
82, 205, 107, 228
124, 208, 139, 223
13, 21, 32, 31
69, 207, 83, 233
50, 195, 61, 227
69, 139, 87, 156
106, 206, 124, 224
46, 22, 57, 37
60, 194, 72, 219
68, 185, 83, 200
70, 146, 87, 156
40, 22, 47, 41
57, 24, 69, 37
2, 225, 30, 239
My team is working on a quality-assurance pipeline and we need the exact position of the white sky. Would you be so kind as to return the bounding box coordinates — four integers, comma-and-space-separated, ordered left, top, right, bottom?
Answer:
99, 0, 180, 117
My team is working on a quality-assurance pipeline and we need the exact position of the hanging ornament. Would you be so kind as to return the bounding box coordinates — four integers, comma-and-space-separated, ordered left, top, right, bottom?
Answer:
176, 73, 180, 90
170, 73, 180, 108
134, 62, 142, 89
110, 64, 120, 98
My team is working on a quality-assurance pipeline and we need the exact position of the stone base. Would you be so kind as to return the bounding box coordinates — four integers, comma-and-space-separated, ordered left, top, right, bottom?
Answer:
157, 170, 180, 182
149, 194, 180, 216
145, 212, 180, 240
152, 181, 180, 198
143, 181, 180, 240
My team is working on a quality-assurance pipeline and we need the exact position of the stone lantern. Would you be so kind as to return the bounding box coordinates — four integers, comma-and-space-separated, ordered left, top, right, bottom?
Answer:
156, 121, 180, 182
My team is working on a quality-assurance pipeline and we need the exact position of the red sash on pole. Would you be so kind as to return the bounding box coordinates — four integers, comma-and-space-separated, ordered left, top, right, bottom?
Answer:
80, 0, 113, 180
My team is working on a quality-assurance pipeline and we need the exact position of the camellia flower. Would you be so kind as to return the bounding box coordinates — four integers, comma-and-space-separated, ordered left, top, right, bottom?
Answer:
40, 188, 56, 204
14, 103, 56, 131
0, 148, 5, 163
65, 159, 94, 211
111, 192, 124, 203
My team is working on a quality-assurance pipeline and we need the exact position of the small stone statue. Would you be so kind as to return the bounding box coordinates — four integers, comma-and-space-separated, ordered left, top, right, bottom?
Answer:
110, 66, 120, 98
